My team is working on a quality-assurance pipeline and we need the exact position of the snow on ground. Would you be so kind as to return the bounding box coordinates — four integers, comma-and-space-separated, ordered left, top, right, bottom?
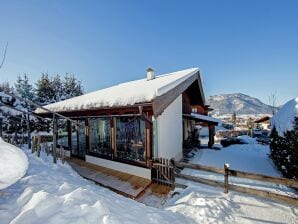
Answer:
271, 97, 298, 136
1, 140, 297, 224
166, 184, 298, 224
180, 139, 297, 197
0, 147, 191, 224
0, 138, 28, 190
165, 141, 298, 223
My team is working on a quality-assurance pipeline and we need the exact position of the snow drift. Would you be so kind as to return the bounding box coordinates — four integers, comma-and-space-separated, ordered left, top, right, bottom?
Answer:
271, 97, 298, 136
0, 148, 191, 224
0, 138, 28, 190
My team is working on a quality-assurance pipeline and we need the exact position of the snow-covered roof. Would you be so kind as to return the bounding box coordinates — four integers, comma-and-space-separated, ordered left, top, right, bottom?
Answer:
271, 97, 298, 136
190, 113, 222, 124
35, 68, 201, 114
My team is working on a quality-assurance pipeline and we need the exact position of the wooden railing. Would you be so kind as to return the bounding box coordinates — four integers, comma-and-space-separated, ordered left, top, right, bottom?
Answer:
152, 158, 298, 206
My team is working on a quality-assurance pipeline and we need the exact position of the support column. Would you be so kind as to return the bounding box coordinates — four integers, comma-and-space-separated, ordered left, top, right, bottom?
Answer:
111, 117, 116, 159
0, 117, 3, 138
208, 124, 215, 148
67, 120, 71, 153
52, 114, 57, 163
145, 121, 152, 167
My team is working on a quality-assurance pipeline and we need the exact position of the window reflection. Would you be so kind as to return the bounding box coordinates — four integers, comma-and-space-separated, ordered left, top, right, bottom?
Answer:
116, 117, 145, 162
89, 118, 112, 158
57, 120, 68, 149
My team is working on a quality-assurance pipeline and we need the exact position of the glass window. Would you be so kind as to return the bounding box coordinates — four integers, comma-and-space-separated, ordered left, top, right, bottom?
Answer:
89, 118, 112, 158
78, 120, 86, 157
57, 120, 69, 149
71, 123, 78, 156
116, 117, 146, 162
70, 120, 86, 158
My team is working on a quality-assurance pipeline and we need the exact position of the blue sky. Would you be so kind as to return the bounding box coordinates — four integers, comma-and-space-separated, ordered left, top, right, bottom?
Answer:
0, 0, 297, 105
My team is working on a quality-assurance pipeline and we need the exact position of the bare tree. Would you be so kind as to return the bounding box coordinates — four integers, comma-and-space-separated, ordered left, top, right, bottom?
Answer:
268, 92, 277, 115
0, 42, 8, 70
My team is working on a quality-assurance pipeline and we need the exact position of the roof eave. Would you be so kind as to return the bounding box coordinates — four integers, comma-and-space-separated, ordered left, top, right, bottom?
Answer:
152, 70, 205, 116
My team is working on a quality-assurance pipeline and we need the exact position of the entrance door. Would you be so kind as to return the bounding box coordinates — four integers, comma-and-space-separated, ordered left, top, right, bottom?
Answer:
71, 120, 86, 159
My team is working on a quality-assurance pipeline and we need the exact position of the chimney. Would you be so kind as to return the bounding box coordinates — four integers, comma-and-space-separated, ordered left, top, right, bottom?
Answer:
146, 67, 155, 81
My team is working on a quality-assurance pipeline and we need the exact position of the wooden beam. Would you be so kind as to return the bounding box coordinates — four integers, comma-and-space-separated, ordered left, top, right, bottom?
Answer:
175, 172, 225, 188
111, 117, 116, 159
229, 169, 298, 188
67, 120, 71, 153
37, 104, 153, 118
228, 183, 298, 206
52, 114, 57, 163
175, 161, 225, 174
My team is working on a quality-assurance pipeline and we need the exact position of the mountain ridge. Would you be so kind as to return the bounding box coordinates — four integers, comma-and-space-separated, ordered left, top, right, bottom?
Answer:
207, 93, 273, 115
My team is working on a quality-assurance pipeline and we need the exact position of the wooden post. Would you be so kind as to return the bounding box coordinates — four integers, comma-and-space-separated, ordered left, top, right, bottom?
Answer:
27, 113, 31, 149
61, 146, 65, 164
0, 117, 3, 138
53, 114, 57, 164
170, 158, 175, 190
208, 125, 215, 148
111, 117, 116, 159
37, 136, 41, 157
224, 163, 229, 194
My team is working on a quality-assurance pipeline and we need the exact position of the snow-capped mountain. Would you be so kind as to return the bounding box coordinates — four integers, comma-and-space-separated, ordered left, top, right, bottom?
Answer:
207, 93, 273, 115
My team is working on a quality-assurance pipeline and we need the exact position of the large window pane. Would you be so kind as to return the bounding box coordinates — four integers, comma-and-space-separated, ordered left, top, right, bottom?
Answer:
116, 117, 145, 162
57, 120, 69, 149
89, 118, 112, 158
78, 120, 86, 157
71, 120, 86, 157
71, 123, 78, 156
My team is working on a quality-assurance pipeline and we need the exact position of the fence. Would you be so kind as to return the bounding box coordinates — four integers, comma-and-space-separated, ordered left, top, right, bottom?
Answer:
0, 90, 80, 164
152, 158, 298, 206
31, 135, 67, 163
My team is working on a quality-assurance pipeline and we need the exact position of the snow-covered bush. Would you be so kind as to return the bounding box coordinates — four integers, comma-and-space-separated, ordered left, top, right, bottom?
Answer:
270, 97, 298, 179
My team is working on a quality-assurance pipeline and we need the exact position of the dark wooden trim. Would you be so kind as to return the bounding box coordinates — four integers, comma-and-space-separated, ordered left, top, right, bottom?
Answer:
38, 104, 153, 118
182, 114, 218, 125
175, 161, 225, 174
112, 117, 116, 159
152, 72, 198, 116
85, 118, 90, 155
67, 120, 71, 155
196, 70, 206, 105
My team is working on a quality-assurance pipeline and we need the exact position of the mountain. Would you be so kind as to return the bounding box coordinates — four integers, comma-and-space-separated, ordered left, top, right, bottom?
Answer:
207, 93, 273, 115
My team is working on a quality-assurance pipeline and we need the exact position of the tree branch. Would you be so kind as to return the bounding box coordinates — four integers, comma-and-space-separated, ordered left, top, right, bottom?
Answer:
0, 42, 8, 70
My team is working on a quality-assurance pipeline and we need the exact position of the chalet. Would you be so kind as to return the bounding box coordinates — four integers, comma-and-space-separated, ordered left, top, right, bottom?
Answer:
35, 68, 216, 179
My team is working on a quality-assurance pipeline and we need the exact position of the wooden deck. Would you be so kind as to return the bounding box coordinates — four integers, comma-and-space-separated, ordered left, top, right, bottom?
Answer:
136, 183, 171, 207
66, 157, 152, 199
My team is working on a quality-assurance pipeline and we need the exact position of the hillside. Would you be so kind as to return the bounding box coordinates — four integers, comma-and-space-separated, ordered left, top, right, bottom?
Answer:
207, 93, 273, 115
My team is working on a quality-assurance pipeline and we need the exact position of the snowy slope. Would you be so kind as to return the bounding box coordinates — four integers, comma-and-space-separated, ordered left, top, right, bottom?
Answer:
0, 148, 191, 224
271, 97, 298, 136
0, 138, 28, 190
207, 93, 273, 115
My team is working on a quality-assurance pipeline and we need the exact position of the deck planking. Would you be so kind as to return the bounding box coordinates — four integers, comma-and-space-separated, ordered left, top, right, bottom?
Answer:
66, 157, 151, 199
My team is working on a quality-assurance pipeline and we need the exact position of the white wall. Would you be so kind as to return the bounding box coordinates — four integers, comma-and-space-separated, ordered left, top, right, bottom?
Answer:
156, 94, 183, 160
85, 155, 151, 179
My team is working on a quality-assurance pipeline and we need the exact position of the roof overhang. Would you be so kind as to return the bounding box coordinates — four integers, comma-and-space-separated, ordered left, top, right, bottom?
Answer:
152, 70, 205, 116
183, 113, 219, 125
